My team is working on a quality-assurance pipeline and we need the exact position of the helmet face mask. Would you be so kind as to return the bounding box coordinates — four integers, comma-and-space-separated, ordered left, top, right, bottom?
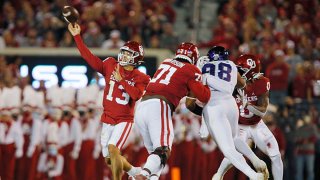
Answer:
207, 46, 229, 61
118, 41, 144, 66
118, 49, 138, 66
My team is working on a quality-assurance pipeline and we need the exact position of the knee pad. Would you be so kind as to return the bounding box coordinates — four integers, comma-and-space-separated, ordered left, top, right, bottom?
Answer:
151, 146, 170, 166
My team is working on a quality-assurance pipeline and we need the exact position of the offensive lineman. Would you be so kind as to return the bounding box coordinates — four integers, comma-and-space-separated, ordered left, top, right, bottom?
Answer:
68, 23, 150, 180
213, 54, 283, 180
134, 42, 211, 179
187, 47, 265, 180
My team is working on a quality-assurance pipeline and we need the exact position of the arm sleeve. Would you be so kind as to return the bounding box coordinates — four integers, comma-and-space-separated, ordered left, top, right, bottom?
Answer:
187, 67, 210, 103
71, 120, 82, 155
93, 122, 102, 157
14, 123, 24, 153
119, 75, 150, 101
28, 120, 42, 155
188, 80, 210, 103
37, 153, 47, 172
74, 35, 104, 74
48, 155, 64, 177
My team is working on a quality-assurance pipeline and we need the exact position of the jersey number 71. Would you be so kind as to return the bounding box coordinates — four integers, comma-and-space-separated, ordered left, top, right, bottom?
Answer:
150, 64, 177, 85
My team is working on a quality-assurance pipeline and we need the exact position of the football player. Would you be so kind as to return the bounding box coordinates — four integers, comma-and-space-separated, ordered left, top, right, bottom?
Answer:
213, 54, 283, 180
187, 47, 265, 180
68, 23, 150, 180
133, 42, 210, 179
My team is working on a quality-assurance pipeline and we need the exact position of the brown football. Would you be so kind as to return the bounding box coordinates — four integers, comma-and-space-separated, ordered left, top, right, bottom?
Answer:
62, 6, 79, 24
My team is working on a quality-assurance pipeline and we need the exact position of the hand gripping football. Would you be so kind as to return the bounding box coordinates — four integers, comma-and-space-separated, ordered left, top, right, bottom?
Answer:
62, 6, 79, 24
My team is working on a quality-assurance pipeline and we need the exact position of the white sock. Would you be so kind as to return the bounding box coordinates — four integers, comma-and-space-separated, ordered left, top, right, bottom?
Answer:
127, 166, 142, 176
270, 154, 283, 180
143, 154, 162, 175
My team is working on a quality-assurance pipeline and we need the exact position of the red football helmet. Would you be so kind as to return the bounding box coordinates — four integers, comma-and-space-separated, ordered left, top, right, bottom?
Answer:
118, 41, 144, 66
234, 54, 261, 80
175, 42, 199, 65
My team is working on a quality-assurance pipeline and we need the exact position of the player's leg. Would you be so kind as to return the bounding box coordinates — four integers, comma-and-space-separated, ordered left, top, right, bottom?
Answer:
213, 126, 250, 179
134, 100, 160, 179
213, 158, 233, 180
251, 121, 283, 180
234, 125, 268, 173
139, 100, 174, 179
203, 103, 262, 180
108, 122, 134, 180
214, 125, 267, 179
101, 123, 113, 165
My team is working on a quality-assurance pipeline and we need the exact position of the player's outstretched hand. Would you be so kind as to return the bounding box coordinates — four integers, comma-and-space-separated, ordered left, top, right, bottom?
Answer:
68, 23, 81, 36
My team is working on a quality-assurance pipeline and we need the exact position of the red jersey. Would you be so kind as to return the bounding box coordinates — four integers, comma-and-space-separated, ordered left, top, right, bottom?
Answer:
235, 76, 270, 125
145, 59, 210, 108
74, 35, 150, 124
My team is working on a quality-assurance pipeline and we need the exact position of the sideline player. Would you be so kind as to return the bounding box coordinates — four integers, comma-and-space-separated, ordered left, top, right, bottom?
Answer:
187, 47, 265, 180
68, 23, 150, 180
134, 42, 211, 179
213, 54, 283, 180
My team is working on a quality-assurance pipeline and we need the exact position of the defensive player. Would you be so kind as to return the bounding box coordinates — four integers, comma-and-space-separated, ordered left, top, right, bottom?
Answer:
187, 47, 265, 180
134, 42, 211, 179
213, 54, 283, 180
68, 23, 150, 180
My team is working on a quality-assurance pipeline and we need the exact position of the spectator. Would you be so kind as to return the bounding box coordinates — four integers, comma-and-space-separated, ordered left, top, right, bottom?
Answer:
41, 30, 57, 47
101, 30, 124, 49
274, 7, 290, 33
159, 22, 179, 52
2, 30, 19, 47
285, 40, 303, 81
37, 144, 64, 180
149, 35, 160, 48
256, 0, 277, 24
20, 28, 41, 47
59, 31, 75, 47
313, 37, 320, 59
266, 50, 290, 107
294, 115, 318, 180
83, 21, 105, 47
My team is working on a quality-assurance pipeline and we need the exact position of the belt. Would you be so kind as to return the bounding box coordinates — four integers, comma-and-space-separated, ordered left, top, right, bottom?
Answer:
141, 95, 175, 112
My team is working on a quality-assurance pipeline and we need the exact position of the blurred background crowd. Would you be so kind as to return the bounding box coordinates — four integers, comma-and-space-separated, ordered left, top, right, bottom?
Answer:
0, 0, 320, 180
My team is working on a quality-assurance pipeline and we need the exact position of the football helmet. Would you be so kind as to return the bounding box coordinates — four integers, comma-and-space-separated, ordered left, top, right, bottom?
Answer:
175, 42, 199, 65
196, 56, 210, 70
234, 54, 261, 81
207, 46, 229, 61
118, 41, 144, 66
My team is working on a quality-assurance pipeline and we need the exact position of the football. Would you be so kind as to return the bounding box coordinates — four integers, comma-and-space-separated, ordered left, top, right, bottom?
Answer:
62, 6, 79, 24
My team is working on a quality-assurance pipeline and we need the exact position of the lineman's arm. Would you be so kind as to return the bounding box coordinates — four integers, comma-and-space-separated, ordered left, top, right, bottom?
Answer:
185, 92, 203, 116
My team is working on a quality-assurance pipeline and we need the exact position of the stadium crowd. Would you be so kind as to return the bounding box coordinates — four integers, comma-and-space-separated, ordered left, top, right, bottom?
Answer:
0, 0, 320, 180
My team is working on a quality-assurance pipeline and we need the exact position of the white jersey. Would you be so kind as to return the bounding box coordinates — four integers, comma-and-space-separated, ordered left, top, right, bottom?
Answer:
202, 60, 237, 100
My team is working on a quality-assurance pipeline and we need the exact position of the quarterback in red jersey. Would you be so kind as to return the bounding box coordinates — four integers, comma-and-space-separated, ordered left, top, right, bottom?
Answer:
214, 54, 283, 180
68, 23, 150, 180
133, 42, 210, 179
